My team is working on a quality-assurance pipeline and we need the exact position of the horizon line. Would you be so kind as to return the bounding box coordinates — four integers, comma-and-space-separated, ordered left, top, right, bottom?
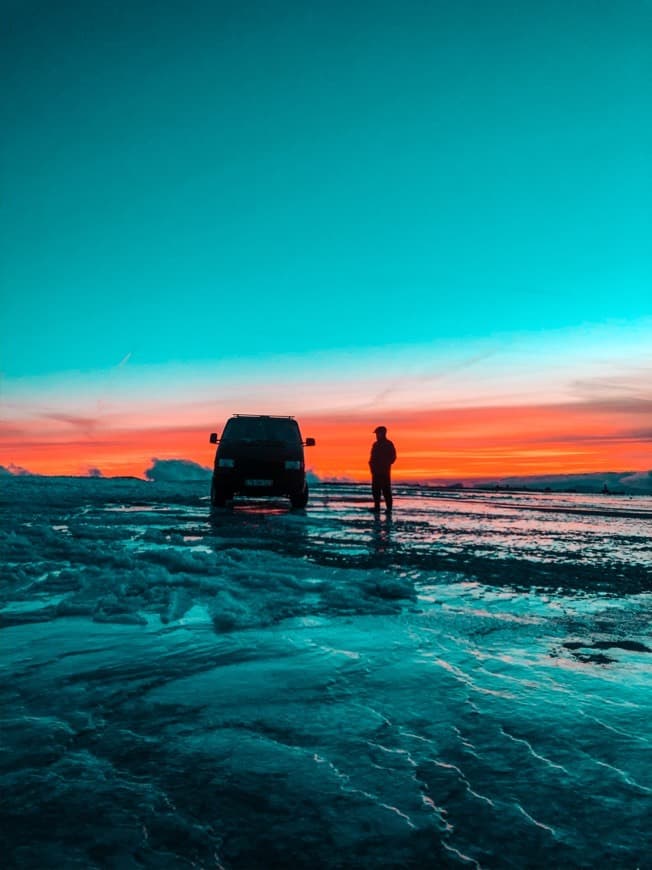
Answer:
2, 466, 650, 484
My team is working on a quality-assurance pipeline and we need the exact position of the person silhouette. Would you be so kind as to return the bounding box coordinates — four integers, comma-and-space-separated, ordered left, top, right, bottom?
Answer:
369, 425, 396, 512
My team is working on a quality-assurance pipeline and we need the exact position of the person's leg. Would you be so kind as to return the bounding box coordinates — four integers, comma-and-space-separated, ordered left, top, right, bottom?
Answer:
371, 476, 381, 511
383, 476, 393, 511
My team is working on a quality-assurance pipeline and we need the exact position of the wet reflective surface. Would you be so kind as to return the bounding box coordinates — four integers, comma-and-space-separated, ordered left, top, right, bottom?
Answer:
1, 478, 651, 868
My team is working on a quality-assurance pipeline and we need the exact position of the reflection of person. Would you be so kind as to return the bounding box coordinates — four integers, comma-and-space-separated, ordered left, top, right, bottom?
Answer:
369, 425, 396, 512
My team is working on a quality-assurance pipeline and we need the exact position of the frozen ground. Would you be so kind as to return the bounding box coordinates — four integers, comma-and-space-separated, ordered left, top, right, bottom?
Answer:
1, 477, 651, 869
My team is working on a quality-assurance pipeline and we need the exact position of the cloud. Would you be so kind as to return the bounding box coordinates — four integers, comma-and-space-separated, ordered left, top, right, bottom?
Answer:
620, 470, 652, 487
366, 349, 499, 410
38, 412, 99, 435
527, 428, 652, 445
0, 463, 33, 476
0, 423, 29, 439
489, 470, 652, 494
144, 458, 211, 482
570, 369, 652, 409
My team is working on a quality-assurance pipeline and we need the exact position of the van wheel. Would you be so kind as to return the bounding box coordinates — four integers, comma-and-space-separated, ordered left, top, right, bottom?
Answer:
290, 484, 309, 509
211, 480, 227, 507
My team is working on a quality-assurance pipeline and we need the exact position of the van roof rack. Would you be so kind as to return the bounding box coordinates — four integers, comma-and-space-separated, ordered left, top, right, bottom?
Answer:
232, 414, 296, 420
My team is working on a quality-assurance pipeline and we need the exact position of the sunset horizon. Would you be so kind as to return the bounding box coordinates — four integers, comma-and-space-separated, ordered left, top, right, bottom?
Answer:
3, 396, 650, 482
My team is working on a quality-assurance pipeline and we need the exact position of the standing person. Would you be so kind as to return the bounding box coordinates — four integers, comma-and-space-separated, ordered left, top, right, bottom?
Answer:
369, 425, 396, 513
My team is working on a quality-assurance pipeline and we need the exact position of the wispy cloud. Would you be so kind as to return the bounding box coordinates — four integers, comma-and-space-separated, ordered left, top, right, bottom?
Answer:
37, 411, 99, 436
364, 349, 500, 410
570, 366, 652, 403
527, 429, 652, 445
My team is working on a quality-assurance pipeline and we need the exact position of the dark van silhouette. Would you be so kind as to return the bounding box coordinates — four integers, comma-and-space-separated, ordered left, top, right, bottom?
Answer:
209, 415, 315, 508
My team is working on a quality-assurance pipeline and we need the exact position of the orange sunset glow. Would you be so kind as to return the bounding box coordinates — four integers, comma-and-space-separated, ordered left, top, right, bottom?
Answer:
3, 402, 650, 481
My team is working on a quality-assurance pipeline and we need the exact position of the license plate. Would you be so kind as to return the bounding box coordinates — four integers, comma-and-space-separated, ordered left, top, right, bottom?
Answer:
245, 479, 273, 487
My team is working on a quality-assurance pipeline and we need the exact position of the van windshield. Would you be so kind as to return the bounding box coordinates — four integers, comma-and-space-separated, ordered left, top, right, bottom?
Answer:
222, 417, 301, 445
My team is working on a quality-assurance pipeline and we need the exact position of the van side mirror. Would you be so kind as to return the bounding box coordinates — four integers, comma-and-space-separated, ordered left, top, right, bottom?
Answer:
209, 432, 218, 444
305, 438, 315, 447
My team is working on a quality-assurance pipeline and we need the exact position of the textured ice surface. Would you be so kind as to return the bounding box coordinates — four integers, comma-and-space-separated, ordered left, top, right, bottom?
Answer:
1, 478, 651, 868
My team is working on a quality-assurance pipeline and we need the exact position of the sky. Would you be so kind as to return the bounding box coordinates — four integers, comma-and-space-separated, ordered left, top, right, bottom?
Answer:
1, 0, 651, 480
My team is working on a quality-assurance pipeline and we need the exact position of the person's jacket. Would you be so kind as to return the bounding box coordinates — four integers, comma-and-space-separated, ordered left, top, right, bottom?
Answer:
369, 439, 396, 475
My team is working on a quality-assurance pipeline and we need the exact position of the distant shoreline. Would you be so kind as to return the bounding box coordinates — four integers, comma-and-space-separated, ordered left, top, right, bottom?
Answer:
2, 472, 652, 499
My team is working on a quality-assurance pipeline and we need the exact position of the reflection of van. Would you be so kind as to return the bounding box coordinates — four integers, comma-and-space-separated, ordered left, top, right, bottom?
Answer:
209, 415, 316, 508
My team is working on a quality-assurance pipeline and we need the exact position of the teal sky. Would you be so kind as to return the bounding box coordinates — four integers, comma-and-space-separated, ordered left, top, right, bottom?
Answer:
2, 0, 651, 381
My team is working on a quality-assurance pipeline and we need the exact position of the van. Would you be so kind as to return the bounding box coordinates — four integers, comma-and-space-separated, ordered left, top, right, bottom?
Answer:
209, 415, 316, 508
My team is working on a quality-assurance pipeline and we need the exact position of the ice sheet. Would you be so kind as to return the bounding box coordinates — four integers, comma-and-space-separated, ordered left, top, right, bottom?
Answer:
1, 478, 650, 868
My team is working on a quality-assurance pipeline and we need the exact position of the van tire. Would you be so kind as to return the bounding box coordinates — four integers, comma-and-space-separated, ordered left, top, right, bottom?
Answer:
290, 484, 309, 509
211, 480, 227, 507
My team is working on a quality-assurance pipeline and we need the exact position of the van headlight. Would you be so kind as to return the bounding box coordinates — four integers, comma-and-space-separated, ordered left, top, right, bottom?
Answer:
218, 458, 235, 468
284, 460, 302, 470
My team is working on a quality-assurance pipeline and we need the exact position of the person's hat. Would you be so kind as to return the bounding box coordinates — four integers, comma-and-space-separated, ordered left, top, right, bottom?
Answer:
373, 425, 387, 434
